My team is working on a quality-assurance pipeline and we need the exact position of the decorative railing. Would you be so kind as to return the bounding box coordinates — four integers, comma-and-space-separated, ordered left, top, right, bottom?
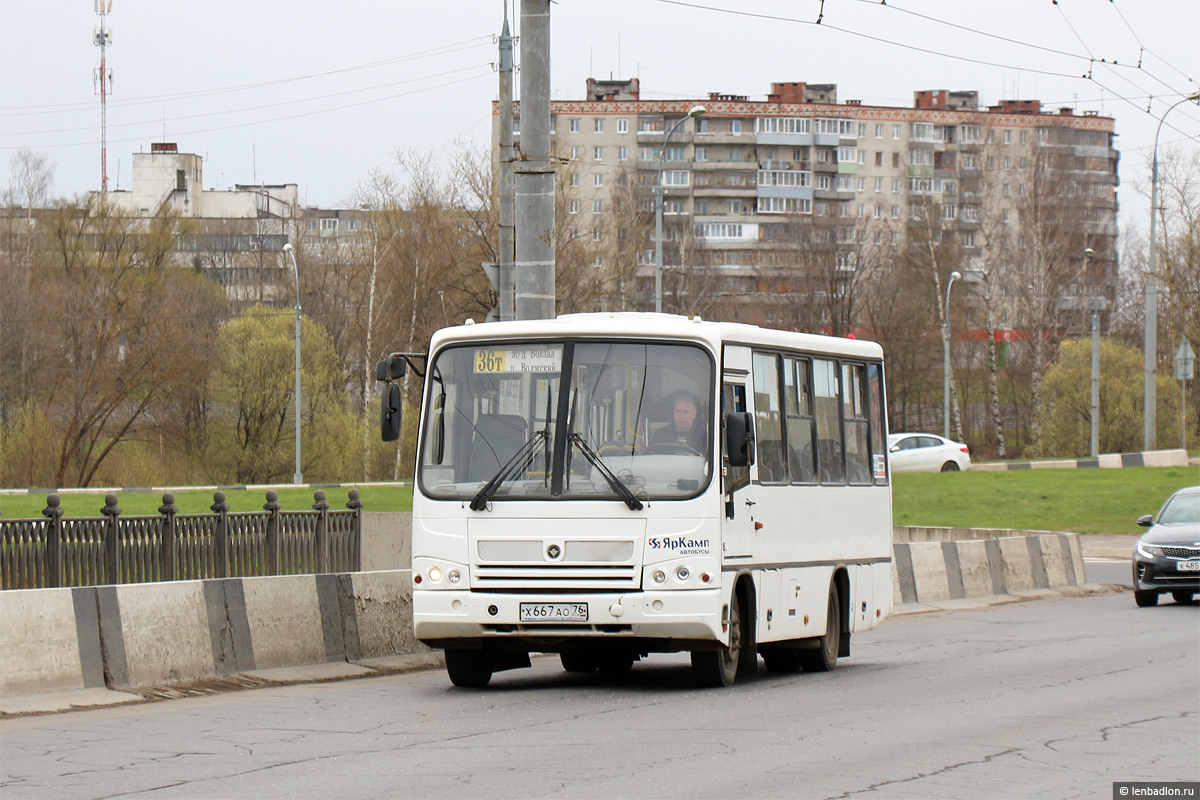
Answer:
0, 489, 362, 590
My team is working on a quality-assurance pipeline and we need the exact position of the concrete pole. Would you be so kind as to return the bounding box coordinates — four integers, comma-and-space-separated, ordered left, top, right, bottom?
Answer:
655, 107, 704, 314
1091, 307, 1100, 458
943, 271, 961, 441
514, 0, 555, 321
497, 16, 515, 322
283, 244, 303, 485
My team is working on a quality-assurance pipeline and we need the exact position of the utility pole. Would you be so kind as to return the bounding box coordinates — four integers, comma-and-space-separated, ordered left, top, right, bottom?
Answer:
514, 0, 555, 320
497, 11, 516, 321
93, 0, 114, 193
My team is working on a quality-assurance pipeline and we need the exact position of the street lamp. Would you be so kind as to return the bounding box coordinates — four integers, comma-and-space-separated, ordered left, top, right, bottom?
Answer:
655, 104, 705, 313
1085, 248, 1099, 458
943, 270, 962, 440
1145, 90, 1200, 450
282, 243, 303, 485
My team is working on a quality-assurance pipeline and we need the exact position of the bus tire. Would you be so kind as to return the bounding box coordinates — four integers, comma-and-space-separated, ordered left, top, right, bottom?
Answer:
691, 591, 742, 687
445, 648, 493, 687
762, 649, 802, 674
798, 583, 840, 673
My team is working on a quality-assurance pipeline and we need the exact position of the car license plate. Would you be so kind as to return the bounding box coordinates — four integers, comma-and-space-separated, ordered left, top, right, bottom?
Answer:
1178, 560, 1200, 572
519, 602, 588, 622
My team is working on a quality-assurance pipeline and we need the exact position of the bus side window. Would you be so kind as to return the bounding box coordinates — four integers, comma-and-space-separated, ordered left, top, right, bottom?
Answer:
813, 358, 845, 484
867, 363, 888, 484
752, 352, 785, 483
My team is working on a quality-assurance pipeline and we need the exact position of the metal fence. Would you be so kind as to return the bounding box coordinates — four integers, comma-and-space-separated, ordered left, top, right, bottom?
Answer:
0, 489, 362, 590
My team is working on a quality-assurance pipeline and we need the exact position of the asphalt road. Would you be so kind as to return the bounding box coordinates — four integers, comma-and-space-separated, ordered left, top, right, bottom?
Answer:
3, 589, 1196, 800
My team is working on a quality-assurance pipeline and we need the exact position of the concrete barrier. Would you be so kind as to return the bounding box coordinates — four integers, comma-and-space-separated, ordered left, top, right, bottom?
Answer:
2, 530, 1088, 706
892, 532, 1084, 606
0, 587, 104, 696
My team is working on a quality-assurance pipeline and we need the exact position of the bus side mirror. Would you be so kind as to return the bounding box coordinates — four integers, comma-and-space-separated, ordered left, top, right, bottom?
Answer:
726, 412, 754, 468
376, 356, 406, 382
380, 383, 403, 442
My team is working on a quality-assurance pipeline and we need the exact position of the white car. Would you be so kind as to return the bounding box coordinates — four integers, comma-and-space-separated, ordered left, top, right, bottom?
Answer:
887, 433, 971, 473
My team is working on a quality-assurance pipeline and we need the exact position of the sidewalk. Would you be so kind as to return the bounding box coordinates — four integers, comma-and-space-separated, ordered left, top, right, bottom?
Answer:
1079, 534, 1137, 559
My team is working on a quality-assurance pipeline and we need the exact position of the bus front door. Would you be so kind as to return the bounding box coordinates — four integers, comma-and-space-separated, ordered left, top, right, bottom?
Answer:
721, 380, 757, 561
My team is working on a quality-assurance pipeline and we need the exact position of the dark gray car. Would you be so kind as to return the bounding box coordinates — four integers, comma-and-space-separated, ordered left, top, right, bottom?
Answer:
1133, 485, 1200, 607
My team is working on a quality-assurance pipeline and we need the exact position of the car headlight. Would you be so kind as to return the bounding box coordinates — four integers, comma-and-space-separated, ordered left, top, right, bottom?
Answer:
1137, 542, 1165, 559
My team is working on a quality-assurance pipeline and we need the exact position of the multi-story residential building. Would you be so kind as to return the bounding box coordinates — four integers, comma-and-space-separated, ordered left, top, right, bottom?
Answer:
494, 79, 1119, 336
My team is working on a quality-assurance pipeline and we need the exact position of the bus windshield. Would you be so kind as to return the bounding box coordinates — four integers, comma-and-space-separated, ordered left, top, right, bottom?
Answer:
418, 340, 714, 504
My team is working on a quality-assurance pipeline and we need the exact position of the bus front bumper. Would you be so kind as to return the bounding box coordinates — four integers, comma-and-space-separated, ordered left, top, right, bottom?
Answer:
412, 588, 725, 643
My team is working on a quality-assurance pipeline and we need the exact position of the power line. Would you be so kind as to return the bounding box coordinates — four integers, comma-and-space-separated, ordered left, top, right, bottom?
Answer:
0, 37, 495, 117
8, 64, 495, 137
0, 69, 496, 151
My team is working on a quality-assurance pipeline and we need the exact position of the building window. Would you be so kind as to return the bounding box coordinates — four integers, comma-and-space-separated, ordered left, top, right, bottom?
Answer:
730, 200, 744, 214
640, 147, 656, 161
662, 170, 690, 187
875, 124, 884, 138
695, 146, 708, 162
817, 148, 830, 164
696, 118, 709, 133
1019, 131, 1028, 144
593, 174, 604, 187
1003, 157, 1011, 170
594, 146, 604, 161
571, 174, 580, 187
665, 145, 686, 161
962, 231, 976, 247
569, 200, 580, 214
1002, 209, 1010, 223
891, 178, 901, 193
306, 220, 316, 231
755, 117, 810, 134
817, 175, 832, 190
890, 205, 900, 219
569, 146, 581, 161
892, 125, 901, 139
344, 219, 359, 231
891, 232, 900, 245
618, 146, 628, 161
961, 205, 979, 222
618, 118, 628, 133
320, 218, 338, 231
593, 199, 604, 214
695, 222, 749, 239
757, 197, 812, 214
942, 204, 957, 220
874, 177, 883, 192
1003, 130, 1012, 144
875, 152, 883, 167
664, 200, 685, 214
857, 178, 865, 191
858, 124, 867, 137
594, 118, 604, 133
873, 205, 882, 219
816, 201, 829, 216
695, 200, 708, 214
836, 175, 856, 191
758, 170, 811, 187
729, 119, 742, 133
591, 227, 602, 241
569, 118, 581, 133
892, 152, 901, 168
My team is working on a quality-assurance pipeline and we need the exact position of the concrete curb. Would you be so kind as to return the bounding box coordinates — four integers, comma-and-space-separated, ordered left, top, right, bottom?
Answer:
971, 448, 1189, 471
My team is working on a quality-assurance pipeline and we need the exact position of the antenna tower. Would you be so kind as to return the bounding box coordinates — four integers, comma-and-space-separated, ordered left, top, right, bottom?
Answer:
93, 0, 114, 193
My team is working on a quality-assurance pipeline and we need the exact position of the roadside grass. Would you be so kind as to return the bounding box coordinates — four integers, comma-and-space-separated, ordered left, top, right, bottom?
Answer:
892, 466, 1197, 535
1, 466, 1193, 533
0, 484, 414, 519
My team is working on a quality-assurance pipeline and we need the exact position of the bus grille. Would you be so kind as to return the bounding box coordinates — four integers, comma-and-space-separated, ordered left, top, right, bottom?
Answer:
472, 563, 640, 590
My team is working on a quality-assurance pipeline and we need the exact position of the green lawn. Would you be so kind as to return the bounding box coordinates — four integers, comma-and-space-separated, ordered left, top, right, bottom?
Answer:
0, 484, 414, 519
891, 466, 1197, 535
2, 467, 1194, 533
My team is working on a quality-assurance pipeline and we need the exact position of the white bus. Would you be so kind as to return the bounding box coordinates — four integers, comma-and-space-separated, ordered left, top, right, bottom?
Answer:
378, 313, 893, 688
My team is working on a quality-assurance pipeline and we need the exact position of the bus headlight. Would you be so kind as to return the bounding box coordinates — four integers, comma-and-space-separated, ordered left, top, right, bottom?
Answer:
653, 570, 666, 584
428, 567, 443, 583
676, 566, 690, 581
447, 569, 461, 584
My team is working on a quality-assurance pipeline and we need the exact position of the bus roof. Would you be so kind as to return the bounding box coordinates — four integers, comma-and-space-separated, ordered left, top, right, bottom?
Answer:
428, 312, 885, 360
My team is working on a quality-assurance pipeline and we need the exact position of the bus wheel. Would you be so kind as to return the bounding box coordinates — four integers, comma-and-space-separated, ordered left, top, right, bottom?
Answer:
799, 583, 840, 673
762, 649, 802, 674
691, 592, 742, 687
445, 648, 493, 687
560, 650, 596, 673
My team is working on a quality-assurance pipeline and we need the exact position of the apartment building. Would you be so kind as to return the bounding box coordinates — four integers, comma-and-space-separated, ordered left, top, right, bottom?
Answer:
495, 79, 1119, 334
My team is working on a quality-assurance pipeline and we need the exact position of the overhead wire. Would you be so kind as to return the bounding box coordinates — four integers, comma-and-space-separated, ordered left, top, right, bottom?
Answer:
0, 36, 496, 117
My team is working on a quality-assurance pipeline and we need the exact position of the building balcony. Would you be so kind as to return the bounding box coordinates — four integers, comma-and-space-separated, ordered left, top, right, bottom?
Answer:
694, 131, 757, 146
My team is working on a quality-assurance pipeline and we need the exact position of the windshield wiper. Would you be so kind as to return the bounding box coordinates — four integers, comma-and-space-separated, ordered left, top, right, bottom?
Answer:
469, 430, 548, 511
569, 433, 644, 511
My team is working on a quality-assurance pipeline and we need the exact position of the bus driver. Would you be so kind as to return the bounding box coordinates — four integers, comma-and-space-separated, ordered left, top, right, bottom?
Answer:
652, 392, 707, 452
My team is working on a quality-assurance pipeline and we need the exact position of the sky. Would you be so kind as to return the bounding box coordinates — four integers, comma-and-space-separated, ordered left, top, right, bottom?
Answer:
1, 0, 1197, 235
